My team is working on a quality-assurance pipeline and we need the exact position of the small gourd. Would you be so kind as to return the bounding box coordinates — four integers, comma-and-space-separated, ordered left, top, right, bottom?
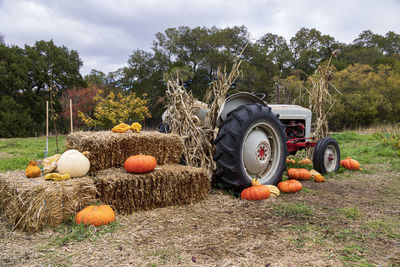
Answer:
340, 156, 360, 170
286, 158, 296, 164
130, 122, 142, 133
241, 178, 271, 200
111, 123, 131, 133
265, 185, 280, 197
298, 158, 312, 165
277, 179, 303, 193
44, 173, 71, 181
287, 168, 312, 180
42, 154, 61, 174
124, 155, 157, 173
310, 169, 325, 183
75, 205, 115, 226
26, 160, 41, 178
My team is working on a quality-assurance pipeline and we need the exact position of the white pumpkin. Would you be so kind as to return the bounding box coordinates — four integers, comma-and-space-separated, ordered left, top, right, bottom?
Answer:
57, 149, 90, 177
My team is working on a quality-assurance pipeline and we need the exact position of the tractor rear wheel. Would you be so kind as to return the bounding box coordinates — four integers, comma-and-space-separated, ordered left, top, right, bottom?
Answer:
214, 104, 287, 192
312, 137, 340, 173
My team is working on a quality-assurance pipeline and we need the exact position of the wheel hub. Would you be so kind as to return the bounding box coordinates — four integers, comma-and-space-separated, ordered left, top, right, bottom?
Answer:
324, 145, 337, 172
243, 128, 271, 175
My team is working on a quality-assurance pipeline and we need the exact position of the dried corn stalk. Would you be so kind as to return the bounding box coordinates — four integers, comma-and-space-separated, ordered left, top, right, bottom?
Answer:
164, 50, 244, 178
303, 51, 341, 139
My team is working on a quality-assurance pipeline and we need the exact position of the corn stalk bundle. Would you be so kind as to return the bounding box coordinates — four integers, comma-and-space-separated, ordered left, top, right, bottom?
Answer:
303, 51, 341, 139
164, 54, 243, 181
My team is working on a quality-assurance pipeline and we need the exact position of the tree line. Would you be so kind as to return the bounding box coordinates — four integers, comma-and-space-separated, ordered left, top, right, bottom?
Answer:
0, 26, 399, 137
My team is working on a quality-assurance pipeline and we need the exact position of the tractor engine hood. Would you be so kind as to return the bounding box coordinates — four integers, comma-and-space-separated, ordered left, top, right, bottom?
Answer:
268, 104, 312, 138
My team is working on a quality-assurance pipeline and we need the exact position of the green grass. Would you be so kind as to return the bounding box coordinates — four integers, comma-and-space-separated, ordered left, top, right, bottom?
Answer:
338, 246, 376, 267
331, 132, 400, 171
0, 135, 66, 171
337, 207, 362, 220
365, 219, 400, 239
272, 203, 314, 220
45, 217, 120, 247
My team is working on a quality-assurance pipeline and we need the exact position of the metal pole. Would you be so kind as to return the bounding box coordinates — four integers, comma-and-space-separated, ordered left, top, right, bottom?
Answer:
70, 98, 73, 133
46, 101, 49, 154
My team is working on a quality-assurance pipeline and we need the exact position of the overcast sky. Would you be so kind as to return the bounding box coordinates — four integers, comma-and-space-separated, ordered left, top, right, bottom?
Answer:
1, 0, 399, 75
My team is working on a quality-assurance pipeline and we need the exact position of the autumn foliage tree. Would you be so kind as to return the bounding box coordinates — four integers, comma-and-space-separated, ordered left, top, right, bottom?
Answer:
60, 85, 100, 128
78, 91, 151, 129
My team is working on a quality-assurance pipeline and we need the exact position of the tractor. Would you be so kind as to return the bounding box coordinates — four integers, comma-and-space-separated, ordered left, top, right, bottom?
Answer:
162, 91, 340, 192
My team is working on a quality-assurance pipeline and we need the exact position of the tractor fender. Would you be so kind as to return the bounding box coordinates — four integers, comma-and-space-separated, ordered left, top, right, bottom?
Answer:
161, 92, 265, 127
216, 92, 266, 127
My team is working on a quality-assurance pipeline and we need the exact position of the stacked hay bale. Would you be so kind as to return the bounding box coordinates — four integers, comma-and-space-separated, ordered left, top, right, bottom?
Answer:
0, 171, 97, 232
95, 165, 209, 214
67, 131, 210, 214
66, 131, 183, 174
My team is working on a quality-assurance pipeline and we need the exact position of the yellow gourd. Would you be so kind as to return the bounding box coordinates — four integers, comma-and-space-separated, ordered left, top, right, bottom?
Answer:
111, 123, 131, 133
310, 169, 325, 182
44, 173, 71, 181
265, 185, 280, 197
131, 122, 142, 133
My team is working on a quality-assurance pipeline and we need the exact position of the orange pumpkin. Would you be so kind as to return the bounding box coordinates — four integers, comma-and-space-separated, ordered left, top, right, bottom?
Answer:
277, 179, 303, 193
287, 168, 312, 180
298, 158, 312, 165
26, 160, 41, 178
340, 156, 360, 170
75, 205, 115, 226
124, 155, 157, 173
286, 158, 296, 164
241, 179, 271, 200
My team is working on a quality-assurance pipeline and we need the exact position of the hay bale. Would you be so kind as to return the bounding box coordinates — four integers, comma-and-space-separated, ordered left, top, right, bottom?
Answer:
95, 164, 210, 214
0, 171, 97, 232
66, 131, 184, 174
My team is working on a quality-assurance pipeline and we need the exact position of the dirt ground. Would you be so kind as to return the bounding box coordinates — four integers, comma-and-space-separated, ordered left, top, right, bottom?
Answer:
1, 164, 399, 267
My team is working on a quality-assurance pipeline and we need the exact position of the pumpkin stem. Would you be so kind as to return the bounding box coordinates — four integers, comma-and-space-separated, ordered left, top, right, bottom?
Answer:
251, 178, 261, 186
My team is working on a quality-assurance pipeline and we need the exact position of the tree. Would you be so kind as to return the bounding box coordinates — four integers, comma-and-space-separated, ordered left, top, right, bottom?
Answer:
24, 40, 85, 95
79, 90, 151, 129
353, 30, 378, 48
0, 40, 86, 136
257, 33, 293, 77
60, 85, 100, 128
0, 95, 36, 137
338, 46, 383, 66
0, 44, 31, 96
331, 64, 392, 129
381, 31, 400, 55
84, 69, 106, 87
289, 28, 339, 75
353, 30, 400, 56
234, 44, 279, 101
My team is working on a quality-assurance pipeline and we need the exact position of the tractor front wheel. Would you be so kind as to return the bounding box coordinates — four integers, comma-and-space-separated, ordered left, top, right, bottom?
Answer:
312, 137, 340, 173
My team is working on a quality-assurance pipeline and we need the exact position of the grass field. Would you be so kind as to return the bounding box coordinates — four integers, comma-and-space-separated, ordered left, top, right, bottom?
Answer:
0, 136, 66, 172
0, 131, 399, 266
